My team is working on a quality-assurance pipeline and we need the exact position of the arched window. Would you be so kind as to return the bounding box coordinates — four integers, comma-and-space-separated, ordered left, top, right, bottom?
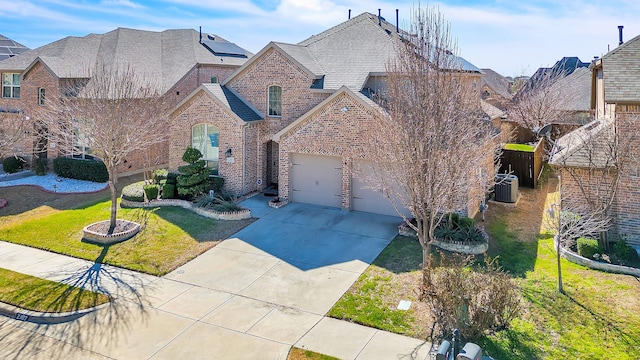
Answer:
268, 85, 282, 117
192, 123, 219, 173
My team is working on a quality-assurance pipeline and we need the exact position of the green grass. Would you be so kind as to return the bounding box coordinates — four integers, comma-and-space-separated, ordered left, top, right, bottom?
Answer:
329, 236, 429, 339
0, 268, 110, 313
479, 234, 640, 359
486, 219, 538, 277
287, 347, 340, 360
0, 198, 253, 276
329, 232, 640, 359
504, 143, 535, 152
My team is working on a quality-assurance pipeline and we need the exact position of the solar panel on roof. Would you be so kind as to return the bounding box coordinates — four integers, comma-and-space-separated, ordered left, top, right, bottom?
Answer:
0, 48, 11, 55
202, 40, 247, 57
0, 40, 15, 47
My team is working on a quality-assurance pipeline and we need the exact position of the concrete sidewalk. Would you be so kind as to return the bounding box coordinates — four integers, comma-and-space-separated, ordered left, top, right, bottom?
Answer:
0, 202, 433, 359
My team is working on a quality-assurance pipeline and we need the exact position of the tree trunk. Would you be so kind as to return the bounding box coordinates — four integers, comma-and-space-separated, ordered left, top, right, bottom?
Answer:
421, 240, 432, 286
556, 236, 564, 294
108, 169, 118, 234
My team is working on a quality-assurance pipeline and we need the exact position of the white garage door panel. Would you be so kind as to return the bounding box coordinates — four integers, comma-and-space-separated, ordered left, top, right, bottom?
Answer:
352, 161, 411, 217
291, 153, 342, 208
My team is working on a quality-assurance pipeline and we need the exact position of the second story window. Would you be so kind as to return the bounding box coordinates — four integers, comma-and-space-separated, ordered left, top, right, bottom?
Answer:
268, 85, 281, 117
2, 73, 20, 99
38, 88, 46, 106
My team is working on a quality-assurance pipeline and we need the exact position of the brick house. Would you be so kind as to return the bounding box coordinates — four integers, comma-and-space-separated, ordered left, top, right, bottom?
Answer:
480, 68, 514, 111
0, 28, 250, 174
170, 12, 489, 217
550, 33, 640, 246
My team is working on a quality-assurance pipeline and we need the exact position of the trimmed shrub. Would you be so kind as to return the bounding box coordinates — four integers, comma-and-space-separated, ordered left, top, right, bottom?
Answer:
53, 157, 108, 182
153, 169, 168, 185
613, 237, 639, 262
166, 172, 178, 185
3, 156, 25, 173
34, 157, 48, 176
162, 183, 176, 199
211, 176, 225, 193
143, 184, 160, 201
177, 147, 210, 199
121, 181, 145, 202
577, 237, 602, 259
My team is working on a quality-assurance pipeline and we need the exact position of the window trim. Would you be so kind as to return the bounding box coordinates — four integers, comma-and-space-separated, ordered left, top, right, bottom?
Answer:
38, 87, 46, 106
2, 73, 20, 99
267, 85, 282, 117
191, 123, 220, 173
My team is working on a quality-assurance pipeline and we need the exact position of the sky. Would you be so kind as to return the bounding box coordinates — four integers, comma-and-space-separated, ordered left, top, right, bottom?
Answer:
1, 0, 639, 77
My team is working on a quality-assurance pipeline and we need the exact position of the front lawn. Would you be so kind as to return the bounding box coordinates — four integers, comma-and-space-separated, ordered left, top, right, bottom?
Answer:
0, 198, 253, 276
328, 179, 640, 359
0, 268, 110, 312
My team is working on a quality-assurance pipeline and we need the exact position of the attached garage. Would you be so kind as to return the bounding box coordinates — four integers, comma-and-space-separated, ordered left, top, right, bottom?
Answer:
352, 161, 411, 217
290, 153, 342, 208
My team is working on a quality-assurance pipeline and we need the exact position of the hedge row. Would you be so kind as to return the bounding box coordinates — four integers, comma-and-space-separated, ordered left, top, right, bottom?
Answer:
53, 157, 109, 183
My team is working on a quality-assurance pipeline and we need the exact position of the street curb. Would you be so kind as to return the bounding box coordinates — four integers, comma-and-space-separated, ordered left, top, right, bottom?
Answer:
0, 300, 110, 324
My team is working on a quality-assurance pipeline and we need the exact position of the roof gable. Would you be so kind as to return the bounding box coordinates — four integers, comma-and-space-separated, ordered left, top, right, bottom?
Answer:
273, 85, 377, 142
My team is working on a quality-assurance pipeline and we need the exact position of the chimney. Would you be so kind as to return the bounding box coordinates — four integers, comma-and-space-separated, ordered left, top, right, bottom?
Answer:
199, 26, 202, 44
618, 25, 624, 45
348, 9, 351, 19
378, 9, 381, 26
396, 9, 399, 33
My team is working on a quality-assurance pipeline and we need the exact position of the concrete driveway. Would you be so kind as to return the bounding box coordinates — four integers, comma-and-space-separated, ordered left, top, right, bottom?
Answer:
1, 199, 432, 359
166, 199, 400, 315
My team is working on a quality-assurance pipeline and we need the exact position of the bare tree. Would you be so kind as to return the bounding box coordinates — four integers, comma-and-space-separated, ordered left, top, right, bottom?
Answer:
364, 5, 499, 273
0, 113, 28, 159
39, 63, 170, 232
546, 186, 611, 294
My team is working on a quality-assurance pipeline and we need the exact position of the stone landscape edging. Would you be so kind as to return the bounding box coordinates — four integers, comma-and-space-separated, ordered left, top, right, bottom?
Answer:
120, 198, 251, 220
554, 235, 640, 277
398, 223, 489, 254
82, 220, 141, 245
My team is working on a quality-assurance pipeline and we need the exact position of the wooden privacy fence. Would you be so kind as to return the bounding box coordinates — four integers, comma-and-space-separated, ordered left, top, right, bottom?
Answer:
499, 138, 544, 188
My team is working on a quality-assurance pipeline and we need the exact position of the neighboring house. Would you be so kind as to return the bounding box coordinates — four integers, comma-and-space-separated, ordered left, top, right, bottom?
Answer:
551, 33, 640, 246
170, 12, 488, 217
0, 28, 251, 174
504, 57, 592, 143
0, 35, 29, 62
480, 68, 513, 110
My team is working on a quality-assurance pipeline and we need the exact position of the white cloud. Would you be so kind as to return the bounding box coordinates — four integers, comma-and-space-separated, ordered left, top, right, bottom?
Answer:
101, 0, 144, 9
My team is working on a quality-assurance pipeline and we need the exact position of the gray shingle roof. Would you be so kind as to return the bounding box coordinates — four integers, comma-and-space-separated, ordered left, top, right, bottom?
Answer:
283, 12, 480, 91
550, 67, 591, 112
550, 118, 614, 168
202, 83, 262, 122
480, 68, 513, 100
0, 28, 250, 93
602, 33, 640, 103
0, 35, 30, 62
481, 100, 505, 120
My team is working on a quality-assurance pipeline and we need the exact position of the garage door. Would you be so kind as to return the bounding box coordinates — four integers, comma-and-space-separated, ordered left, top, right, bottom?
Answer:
290, 153, 342, 208
352, 161, 411, 217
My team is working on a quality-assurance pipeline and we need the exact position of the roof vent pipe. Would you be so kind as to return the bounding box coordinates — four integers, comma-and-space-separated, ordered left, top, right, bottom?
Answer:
378, 9, 381, 26
348, 9, 351, 19
396, 9, 399, 33
199, 26, 202, 44
618, 25, 624, 45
